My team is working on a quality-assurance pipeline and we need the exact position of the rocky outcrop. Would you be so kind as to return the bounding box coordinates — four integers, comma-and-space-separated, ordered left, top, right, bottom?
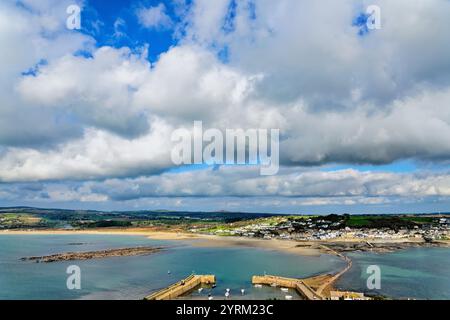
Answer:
21, 246, 163, 263
321, 241, 449, 254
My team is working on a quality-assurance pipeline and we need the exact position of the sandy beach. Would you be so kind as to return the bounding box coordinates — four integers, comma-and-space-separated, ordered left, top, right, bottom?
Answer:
0, 229, 323, 256
2, 228, 448, 256
4, 228, 449, 300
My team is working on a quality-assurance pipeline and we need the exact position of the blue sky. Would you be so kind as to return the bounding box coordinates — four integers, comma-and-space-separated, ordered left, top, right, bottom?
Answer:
1, 0, 450, 214
81, 0, 180, 61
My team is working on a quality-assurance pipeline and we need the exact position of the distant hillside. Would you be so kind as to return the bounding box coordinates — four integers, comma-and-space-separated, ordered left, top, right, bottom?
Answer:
0, 206, 283, 230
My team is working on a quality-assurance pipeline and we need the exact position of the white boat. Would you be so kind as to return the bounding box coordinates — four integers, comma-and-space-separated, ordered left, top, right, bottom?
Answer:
285, 295, 293, 300
198, 288, 203, 293
270, 283, 277, 287
208, 296, 214, 300
225, 292, 230, 298
241, 289, 245, 295
281, 288, 289, 292
254, 284, 263, 288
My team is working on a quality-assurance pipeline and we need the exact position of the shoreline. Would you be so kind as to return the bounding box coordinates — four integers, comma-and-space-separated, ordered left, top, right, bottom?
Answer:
3, 228, 450, 300
2, 228, 448, 256
0, 229, 322, 256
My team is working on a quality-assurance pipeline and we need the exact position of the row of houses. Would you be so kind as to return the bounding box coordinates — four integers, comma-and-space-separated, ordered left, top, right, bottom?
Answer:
206, 218, 449, 242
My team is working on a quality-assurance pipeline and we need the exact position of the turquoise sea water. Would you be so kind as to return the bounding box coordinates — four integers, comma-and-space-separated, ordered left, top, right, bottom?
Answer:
1, 235, 449, 300
335, 247, 450, 300
0, 234, 344, 300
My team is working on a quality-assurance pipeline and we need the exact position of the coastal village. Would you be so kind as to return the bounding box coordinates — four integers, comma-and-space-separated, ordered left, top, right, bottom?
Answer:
2, 208, 449, 301
196, 215, 450, 243
179, 214, 449, 300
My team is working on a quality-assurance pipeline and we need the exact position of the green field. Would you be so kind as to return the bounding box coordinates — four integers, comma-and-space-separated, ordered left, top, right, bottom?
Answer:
0, 207, 445, 231
0, 213, 43, 228
346, 215, 435, 228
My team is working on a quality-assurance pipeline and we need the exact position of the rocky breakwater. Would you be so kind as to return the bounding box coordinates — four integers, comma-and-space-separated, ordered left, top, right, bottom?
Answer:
321, 241, 449, 254
21, 246, 164, 263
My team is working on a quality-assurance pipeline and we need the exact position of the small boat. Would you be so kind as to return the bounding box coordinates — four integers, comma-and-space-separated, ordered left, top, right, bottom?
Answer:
285, 295, 293, 300
241, 289, 245, 295
208, 296, 214, 300
212, 284, 217, 288
226, 288, 230, 293
254, 284, 262, 288
225, 292, 230, 298
198, 288, 203, 293
270, 283, 277, 287
167, 270, 171, 274
281, 288, 289, 293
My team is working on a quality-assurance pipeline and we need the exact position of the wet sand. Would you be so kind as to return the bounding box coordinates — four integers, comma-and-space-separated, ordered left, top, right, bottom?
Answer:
0, 229, 321, 256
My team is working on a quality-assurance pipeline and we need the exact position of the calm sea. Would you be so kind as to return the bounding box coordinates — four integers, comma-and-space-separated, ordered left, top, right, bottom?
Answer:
1, 235, 448, 300
0, 234, 344, 300
336, 247, 450, 300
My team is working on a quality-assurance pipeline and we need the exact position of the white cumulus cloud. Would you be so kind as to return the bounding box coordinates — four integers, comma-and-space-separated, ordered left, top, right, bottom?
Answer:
137, 3, 173, 30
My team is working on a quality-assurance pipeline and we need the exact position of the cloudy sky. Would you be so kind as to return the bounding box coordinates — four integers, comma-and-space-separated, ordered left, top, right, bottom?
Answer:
1, 0, 450, 214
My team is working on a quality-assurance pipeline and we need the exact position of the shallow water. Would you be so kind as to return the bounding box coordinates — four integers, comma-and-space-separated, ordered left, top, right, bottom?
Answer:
0, 234, 344, 300
336, 247, 450, 300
